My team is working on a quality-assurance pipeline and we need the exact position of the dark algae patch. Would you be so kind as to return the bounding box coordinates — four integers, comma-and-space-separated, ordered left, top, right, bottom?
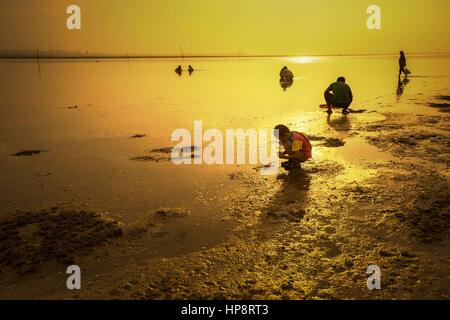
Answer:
322, 138, 346, 147
0, 209, 123, 275
428, 95, 450, 113
151, 146, 201, 153
131, 145, 201, 162
308, 136, 346, 148
130, 134, 146, 139
12, 150, 47, 157
436, 95, 450, 101
130, 155, 170, 162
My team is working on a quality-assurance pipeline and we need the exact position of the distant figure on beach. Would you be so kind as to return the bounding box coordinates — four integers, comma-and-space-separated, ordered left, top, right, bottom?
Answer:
274, 124, 312, 170
188, 65, 194, 75
279, 66, 294, 82
175, 65, 182, 76
324, 76, 353, 115
399, 51, 408, 78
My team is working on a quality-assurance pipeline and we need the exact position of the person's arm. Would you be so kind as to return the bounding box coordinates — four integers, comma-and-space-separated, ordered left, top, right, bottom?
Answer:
278, 142, 290, 159
324, 84, 333, 96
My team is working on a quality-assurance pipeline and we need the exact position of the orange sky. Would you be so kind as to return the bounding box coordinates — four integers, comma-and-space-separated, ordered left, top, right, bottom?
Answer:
0, 0, 449, 55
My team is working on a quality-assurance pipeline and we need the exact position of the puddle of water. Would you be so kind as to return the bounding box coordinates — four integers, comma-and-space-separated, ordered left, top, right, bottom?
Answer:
315, 135, 395, 183
339, 136, 394, 163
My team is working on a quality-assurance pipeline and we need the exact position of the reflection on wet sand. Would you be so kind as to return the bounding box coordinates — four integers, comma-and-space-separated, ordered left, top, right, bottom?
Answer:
396, 77, 410, 99
327, 114, 351, 133
280, 78, 294, 91
396, 79, 404, 97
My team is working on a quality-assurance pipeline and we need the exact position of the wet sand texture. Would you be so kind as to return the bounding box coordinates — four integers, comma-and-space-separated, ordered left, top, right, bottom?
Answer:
0, 209, 123, 275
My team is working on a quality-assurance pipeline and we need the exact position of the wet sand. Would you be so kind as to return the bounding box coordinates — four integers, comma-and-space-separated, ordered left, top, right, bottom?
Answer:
0, 57, 449, 299
1, 95, 449, 299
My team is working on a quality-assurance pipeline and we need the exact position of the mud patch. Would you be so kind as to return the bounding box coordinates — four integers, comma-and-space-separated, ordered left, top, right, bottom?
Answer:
436, 95, 450, 101
362, 113, 450, 164
130, 155, 170, 162
0, 209, 123, 275
428, 102, 450, 113
62, 105, 78, 110
348, 109, 369, 114
382, 169, 449, 242
12, 150, 47, 157
322, 138, 345, 148
153, 208, 190, 218
125, 208, 191, 239
367, 131, 449, 163
428, 95, 450, 113
309, 136, 346, 148
152, 146, 201, 154
130, 134, 146, 139
131, 146, 201, 162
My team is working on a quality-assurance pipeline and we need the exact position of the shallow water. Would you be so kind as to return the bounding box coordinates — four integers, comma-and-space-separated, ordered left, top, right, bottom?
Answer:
0, 55, 449, 255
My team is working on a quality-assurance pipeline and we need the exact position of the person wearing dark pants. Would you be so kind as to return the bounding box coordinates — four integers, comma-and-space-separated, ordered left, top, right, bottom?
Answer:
399, 51, 407, 78
324, 76, 353, 115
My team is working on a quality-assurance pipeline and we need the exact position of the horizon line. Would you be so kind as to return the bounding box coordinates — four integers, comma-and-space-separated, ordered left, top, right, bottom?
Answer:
1, 52, 449, 60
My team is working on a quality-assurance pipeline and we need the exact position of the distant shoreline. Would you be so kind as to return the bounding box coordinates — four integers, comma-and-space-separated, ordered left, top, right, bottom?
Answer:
1, 53, 449, 60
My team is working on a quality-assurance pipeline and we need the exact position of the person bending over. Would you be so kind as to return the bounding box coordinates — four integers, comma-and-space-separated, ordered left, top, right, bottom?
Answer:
324, 76, 353, 115
274, 124, 312, 170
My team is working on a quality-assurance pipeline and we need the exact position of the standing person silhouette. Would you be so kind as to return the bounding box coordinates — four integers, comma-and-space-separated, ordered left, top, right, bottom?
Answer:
399, 51, 407, 78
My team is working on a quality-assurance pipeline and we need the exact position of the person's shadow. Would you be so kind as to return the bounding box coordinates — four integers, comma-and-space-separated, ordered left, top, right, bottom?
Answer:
325, 114, 352, 145
263, 170, 311, 222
